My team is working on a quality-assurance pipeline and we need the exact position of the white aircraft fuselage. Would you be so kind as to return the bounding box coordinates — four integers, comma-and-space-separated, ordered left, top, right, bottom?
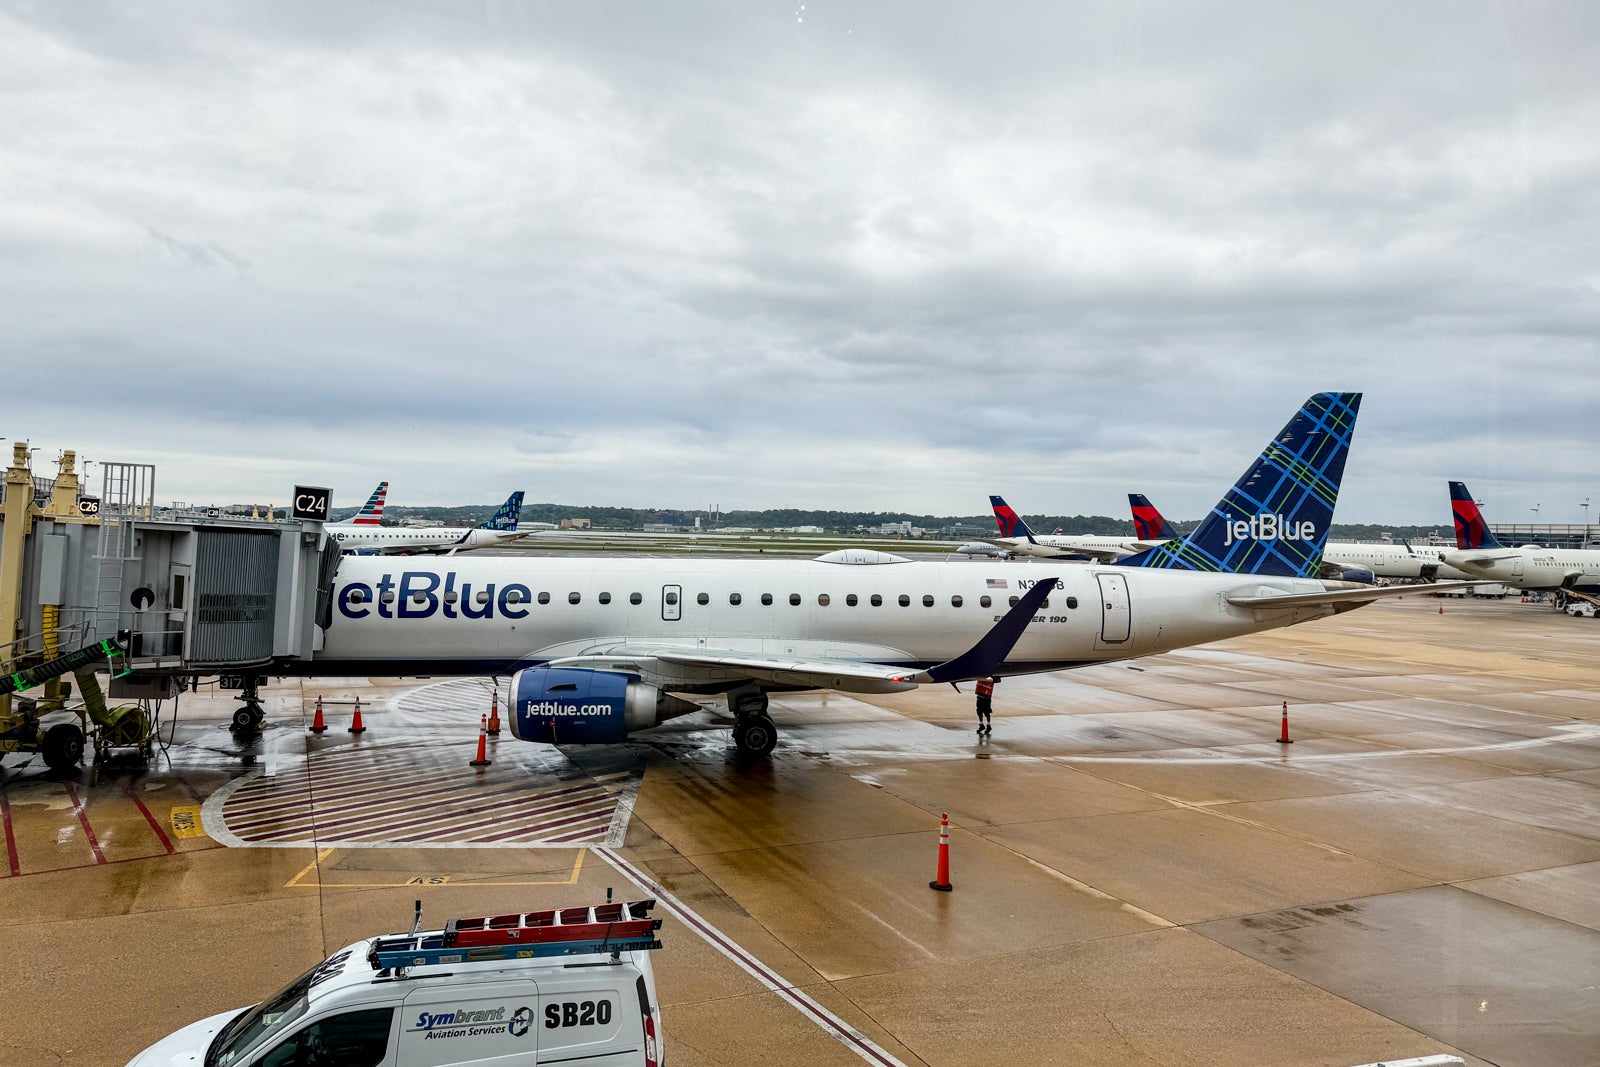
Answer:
993, 534, 1152, 561
318, 554, 1349, 686
1322, 542, 1474, 581
1441, 546, 1600, 591
327, 526, 529, 555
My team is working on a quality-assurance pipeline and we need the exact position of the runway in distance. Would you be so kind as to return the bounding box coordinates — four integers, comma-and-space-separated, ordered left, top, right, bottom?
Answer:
313, 392, 1458, 755
329, 491, 530, 556
1442, 481, 1600, 595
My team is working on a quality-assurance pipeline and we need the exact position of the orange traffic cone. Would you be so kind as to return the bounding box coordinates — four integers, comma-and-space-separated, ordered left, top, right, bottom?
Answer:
929, 811, 953, 892
1277, 700, 1293, 744
470, 720, 492, 767
1439, 603, 1444, 614
487, 691, 501, 737
348, 697, 367, 734
310, 696, 328, 734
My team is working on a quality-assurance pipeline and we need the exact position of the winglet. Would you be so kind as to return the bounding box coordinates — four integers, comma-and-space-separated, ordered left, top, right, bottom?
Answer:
1450, 481, 1503, 550
924, 578, 1056, 683
990, 495, 1039, 543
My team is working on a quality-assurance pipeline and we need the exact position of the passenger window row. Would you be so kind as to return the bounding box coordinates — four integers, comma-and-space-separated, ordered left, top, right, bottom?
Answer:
353, 589, 1082, 610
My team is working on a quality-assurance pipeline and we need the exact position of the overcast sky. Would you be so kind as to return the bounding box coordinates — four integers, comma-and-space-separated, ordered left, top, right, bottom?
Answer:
4, 2, 1598, 525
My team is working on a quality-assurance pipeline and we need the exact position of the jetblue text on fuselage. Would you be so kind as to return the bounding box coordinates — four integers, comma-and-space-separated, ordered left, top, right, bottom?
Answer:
1222, 515, 1316, 547
337, 572, 532, 620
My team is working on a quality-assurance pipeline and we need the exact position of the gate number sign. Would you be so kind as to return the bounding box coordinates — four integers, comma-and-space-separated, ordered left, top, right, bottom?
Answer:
292, 485, 331, 521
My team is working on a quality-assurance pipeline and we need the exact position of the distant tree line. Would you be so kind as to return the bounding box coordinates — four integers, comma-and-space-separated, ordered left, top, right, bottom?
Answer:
327, 501, 1448, 542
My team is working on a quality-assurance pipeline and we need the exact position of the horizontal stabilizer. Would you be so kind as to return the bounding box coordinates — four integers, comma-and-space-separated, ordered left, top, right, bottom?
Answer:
1227, 581, 1485, 610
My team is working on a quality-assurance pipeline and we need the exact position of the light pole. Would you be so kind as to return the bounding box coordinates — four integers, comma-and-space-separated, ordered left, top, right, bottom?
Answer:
1584, 498, 1591, 546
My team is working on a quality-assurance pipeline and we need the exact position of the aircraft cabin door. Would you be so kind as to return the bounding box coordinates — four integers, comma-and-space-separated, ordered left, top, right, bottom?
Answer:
662, 584, 682, 622
1511, 557, 1525, 580
1096, 573, 1131, 645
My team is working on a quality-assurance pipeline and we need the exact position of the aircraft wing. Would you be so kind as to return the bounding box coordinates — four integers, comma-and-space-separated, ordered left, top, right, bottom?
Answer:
1227, 581, 1484, 609
1451, 552, 1522, 565
652, 650, 920, 692
544, 579, 1061, 693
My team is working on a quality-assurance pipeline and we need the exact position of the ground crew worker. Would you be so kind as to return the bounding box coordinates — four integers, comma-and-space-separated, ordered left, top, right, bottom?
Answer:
975, 676, 995, 735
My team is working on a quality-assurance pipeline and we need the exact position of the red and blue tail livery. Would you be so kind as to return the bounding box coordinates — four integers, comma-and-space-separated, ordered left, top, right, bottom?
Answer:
1128, 494, 1178, 542
989, 496, 1037, 541
1449, 481, 1502, 550
1118, 392, 1360, 577
351, 481, 388, 526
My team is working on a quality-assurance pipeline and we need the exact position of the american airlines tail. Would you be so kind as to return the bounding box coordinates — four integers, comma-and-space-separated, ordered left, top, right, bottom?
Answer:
989, 495, 1038, 541
1449, 481, 1503, 550
1128, 494, 1179, 541
351, 481, 388, 526
1117, 392, 1361, 577
480, 491, 525, 531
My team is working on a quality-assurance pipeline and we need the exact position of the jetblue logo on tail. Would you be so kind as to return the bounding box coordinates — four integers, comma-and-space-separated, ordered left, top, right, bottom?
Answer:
482, 491, 524, 532
1223, 515, 1316, 547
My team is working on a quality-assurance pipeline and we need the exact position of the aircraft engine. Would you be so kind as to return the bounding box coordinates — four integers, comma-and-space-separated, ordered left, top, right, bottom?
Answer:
508, 666, 699, 744
1331, 565, 1376, 585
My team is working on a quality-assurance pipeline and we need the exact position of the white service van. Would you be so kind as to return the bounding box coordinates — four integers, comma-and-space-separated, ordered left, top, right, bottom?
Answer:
126, 899, 664, 1067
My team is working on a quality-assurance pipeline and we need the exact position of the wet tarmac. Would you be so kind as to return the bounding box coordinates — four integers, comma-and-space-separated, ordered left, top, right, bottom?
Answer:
2, 594, 1597, 1066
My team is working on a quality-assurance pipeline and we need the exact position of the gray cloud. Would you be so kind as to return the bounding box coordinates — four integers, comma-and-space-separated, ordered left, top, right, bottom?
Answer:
3, 1, 1599, 523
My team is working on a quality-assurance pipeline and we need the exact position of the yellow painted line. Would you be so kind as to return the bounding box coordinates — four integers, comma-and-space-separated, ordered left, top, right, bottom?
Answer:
287, 848, 586, 888
285, 848, 336, 888
170, 806, 207, 839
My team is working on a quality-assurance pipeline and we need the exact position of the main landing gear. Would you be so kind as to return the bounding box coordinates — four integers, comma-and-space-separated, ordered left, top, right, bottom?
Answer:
728, 688, 777, 757
231, 681, 267, 733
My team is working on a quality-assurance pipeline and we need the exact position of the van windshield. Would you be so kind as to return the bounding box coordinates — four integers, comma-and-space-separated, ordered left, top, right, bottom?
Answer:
205, 967, 315, 1067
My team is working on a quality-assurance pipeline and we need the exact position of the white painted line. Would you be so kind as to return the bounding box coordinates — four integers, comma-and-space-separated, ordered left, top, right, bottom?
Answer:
595, 847, 911, 1067
1047, 721, 1600, 765
1342, 1056, 1464, 1067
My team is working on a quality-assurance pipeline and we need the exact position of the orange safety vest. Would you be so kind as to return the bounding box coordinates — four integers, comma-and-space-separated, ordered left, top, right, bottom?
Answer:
975, 678, 995, 699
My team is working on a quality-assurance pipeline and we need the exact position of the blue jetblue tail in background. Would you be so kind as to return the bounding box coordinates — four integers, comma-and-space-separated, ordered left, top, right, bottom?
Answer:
480, 491, 524, 531
1117, 392, 1361, 577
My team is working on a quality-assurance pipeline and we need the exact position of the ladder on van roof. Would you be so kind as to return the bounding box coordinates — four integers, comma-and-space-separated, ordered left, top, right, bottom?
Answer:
368, 899, 662, 970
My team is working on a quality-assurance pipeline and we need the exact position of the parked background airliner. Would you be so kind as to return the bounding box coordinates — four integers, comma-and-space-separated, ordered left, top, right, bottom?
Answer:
984, 494, 1168, 561
329, 491, 530, 555
1442, 481, 1600, 595
312, 393, 1458, 755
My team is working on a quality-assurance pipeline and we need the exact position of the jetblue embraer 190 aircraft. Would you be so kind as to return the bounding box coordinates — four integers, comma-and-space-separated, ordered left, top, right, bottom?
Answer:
314, 393, 1446, 755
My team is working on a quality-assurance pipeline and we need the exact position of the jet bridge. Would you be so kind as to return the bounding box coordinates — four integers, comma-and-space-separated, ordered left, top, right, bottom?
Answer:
1, 442, 338, 756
